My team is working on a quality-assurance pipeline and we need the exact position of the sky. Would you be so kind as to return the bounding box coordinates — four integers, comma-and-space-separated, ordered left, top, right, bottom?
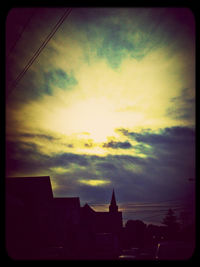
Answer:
6, 7, 195, 225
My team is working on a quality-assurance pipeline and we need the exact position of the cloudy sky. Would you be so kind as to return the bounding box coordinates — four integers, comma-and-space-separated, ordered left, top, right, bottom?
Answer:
6, 8, 195, 225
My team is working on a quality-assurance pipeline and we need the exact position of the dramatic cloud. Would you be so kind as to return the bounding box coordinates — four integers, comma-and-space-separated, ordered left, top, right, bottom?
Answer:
6, 8, 195, 224
6, 126, 195, 202
118, 126, 195, 146
43, 68, 77, 95
19, 133, 59, 141
102, 140, 132, 149
167, 88, 195, 122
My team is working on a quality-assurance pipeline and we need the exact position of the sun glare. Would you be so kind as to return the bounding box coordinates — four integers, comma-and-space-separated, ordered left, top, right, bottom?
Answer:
50, 97, 119, 143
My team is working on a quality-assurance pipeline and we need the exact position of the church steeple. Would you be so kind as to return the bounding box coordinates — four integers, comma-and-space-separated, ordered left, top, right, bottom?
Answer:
109, 189, 118, 213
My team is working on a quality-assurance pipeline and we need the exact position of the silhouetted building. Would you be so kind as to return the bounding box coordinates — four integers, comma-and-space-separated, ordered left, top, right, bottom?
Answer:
80, 189, 123, 258
6, 176, 54, 259
80, 189, 122, 233
51, 197, 81, 247
6, 176, 123, 259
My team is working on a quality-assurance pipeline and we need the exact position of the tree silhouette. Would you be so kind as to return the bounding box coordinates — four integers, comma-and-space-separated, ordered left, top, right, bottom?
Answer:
162, 209, 177, 226
124, 220, 146, 248
162, 209, 180, 240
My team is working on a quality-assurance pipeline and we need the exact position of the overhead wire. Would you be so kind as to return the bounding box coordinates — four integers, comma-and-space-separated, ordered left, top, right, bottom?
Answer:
123, 198, 187, 206
123, 202, 192, 222
7, 8, 37, 58
7, 7, 72, 96
8, 8, 71, 93
140, 208, 192, 221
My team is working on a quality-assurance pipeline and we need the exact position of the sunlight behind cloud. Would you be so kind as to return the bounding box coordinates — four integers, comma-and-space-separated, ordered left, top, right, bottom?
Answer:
64, 97, 119, 143
50, 167, 69, 174
9, 39, 194, 153
78, 179, 111, 186
6, 8, 195, 225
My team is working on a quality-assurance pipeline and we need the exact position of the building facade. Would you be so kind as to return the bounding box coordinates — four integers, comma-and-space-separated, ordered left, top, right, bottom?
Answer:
6, 176, 123, 259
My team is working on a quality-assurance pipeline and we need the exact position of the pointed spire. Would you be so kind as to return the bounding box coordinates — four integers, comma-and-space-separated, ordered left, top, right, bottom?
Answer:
111, 188, 117, 206
109, 188, 118, 213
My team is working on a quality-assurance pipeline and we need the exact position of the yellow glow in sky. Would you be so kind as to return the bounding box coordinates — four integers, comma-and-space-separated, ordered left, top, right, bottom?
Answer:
50, 167, 69, 174
5, 8, 195, 216
78, 179, 111, 186
6, 8, 195, 159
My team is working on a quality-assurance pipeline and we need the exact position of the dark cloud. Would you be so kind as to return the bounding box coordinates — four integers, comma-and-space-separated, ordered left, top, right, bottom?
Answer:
6, 140, 50, 176
84, 143, 92, 148
120, 126, 195, 182
7, 65, 77, 106
75, 185, 112, 205
166, 88, 195, 122
84, 140, 94, 148
96, 23, 134, 68
6, 126, 195, 207
6, 67, 78, 111
118, 126, 195, 146
52, 153, 89, 167
95, 162, 117, 171
93, 156, 164, 202
67, 144, 74, 148
70, 8, 194, 69
102, 140, 132, 149
20, 133, 59, 141
6, 69, 41, 105
115, 126, 195, 194
69, 8, 157, 68
6, 140, 89, 177
44, 68, 77, 95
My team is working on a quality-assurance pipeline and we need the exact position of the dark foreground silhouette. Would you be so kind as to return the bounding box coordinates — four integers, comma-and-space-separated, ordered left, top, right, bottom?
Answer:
6, 176, 195, 260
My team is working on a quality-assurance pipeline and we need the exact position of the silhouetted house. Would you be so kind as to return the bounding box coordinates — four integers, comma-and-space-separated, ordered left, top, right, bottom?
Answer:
81, 189, 122, 233
6, 176, 54, 258
80, 189, 123, 257
6, 176, 123, 259
6, 176, 81, 259
51, 197, 81, 250
81, 203, 96, 232
98, 189, 122, 233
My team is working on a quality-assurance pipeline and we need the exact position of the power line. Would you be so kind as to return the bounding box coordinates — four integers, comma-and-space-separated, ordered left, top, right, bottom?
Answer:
141, 210, 179, 221
123, 205, 191, 221
137, 198, 185, 205
141, 213, 166, 221
120, 199, 187, 210
124, 206, 185, 214
8, 8, 71, 94
7, 8, 37, 58
7, 8, 72, 97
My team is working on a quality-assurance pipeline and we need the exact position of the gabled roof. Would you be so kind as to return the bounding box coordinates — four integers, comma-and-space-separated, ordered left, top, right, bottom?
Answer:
6, 176, 53, 204
82, 203, 96, 213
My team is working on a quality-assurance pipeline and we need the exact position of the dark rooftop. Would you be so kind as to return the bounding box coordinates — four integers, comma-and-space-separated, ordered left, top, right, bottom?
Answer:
6, 176, 54, 204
